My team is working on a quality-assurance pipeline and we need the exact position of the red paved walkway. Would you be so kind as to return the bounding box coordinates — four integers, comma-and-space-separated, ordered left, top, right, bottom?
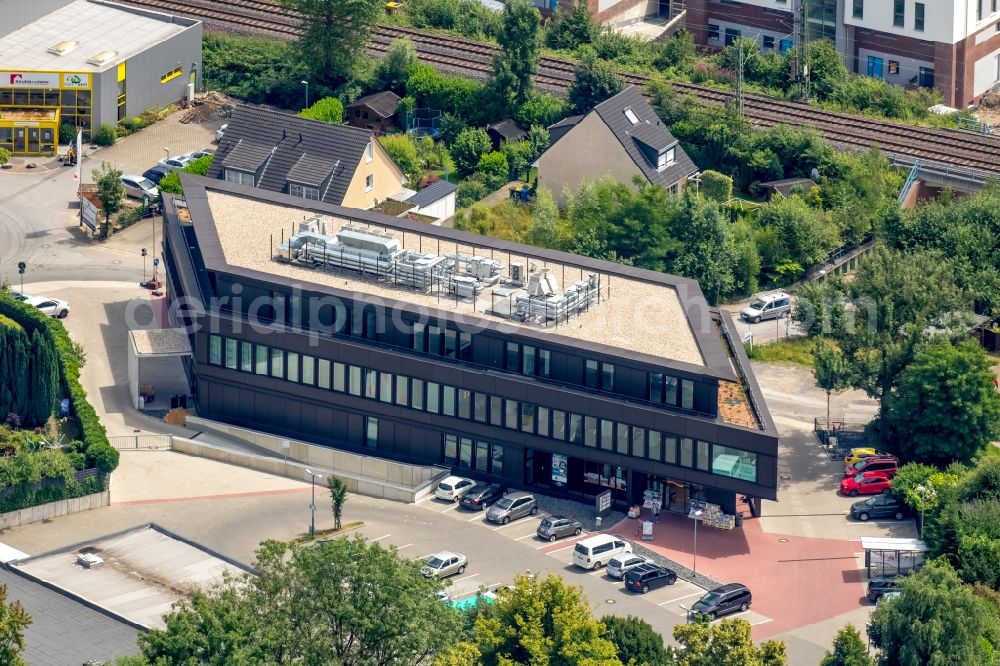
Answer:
608, 509, 867, 639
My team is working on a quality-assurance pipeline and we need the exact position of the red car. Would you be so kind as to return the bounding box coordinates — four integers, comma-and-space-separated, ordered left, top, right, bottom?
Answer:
840, 471, 892, 497
843, 455, 899, 479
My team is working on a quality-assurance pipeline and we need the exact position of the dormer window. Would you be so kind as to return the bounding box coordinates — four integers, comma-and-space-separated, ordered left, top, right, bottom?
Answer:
657, 147, 676, 171
289, 182, 320, 200
224, 168, 254, 187
623, 108, 640, 125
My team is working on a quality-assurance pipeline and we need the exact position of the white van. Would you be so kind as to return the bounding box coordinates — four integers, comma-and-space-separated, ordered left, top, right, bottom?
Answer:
572, 534, 632, 570
740, 291, 791, 323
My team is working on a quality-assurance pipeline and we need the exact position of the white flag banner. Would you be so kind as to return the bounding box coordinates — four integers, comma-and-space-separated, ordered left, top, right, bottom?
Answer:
75, 129, 83, 187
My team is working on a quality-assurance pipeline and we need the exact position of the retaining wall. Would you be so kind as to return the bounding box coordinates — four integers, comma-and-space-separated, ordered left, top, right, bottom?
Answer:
0, 489, 110, 530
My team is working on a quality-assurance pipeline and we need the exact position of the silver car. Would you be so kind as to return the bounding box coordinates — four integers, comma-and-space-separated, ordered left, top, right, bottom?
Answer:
421, 551, 468, 579
536, 515, 583, 542
121, 174, 159, 199
607, 554, 650, 579
486, 491, 538, 525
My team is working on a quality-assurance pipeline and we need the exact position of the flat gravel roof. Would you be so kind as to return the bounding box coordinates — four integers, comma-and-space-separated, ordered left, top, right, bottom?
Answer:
207, 190, 707, 367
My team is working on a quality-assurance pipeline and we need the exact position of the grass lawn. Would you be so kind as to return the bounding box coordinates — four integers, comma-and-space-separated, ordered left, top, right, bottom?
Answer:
744, 336, 815, 367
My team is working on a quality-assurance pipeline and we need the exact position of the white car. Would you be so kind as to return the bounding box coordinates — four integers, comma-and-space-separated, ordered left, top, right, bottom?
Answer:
435, 476, 475, 502
183, 149, 214, 161
24, 296, 69, 318
120, 174, 159, 199
215, 123, 228, 142
420, 551, 468, 579
157, 155, 194, 172
607, 554, 651, 579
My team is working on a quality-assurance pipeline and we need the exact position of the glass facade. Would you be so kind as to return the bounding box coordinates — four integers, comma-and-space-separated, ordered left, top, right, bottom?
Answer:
206, 334, 761, 484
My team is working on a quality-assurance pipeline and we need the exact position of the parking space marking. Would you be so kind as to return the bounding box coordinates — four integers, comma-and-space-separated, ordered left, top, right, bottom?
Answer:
515, 534, 539, 541
658, 591, 703, 606
467, 513, 487, 522
588, 569, 609, 576
371, 534, 391, 542
544, 544, 577, 554
395, 543, 413, 550
454, 573, 480, 584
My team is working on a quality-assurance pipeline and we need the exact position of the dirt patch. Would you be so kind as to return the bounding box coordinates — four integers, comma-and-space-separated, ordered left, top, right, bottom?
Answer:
178, 91, 237, 124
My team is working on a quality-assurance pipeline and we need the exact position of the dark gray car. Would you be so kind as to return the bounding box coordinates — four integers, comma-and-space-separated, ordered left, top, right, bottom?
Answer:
689, 583, 752, 620
536, 515, 583, 541
486, 491, 537, 524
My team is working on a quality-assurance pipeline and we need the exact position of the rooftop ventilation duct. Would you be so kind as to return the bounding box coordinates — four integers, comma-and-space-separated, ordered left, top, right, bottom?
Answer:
47, 40, 79, 56
86, 50, 118, 66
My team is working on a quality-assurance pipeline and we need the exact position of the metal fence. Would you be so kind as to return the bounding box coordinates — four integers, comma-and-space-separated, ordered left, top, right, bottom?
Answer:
814, 417, 870, 459
108, 434, 174, 451
0, 468, 104, 500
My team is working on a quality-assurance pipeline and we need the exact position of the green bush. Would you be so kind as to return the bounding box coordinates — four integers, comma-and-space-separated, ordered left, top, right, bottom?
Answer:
699, 170, 733, 202
58, 123, 76, 145
93, 124, 117, 146
120, 117, 142, 133
298, 97, 345, 123
477, 151, 509, 191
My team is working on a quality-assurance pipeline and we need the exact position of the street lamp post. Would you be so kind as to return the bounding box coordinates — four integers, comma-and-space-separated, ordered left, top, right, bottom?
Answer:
141, 248, 147, 283
301, 80, 309, 109
692, 509, 703, 576
306, 468, 324, 537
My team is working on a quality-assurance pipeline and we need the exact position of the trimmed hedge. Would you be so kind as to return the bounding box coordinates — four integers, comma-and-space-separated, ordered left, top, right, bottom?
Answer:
0, 293, 118, 474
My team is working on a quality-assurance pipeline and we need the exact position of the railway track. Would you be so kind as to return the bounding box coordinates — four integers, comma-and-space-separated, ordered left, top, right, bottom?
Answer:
124, 0, 1000, 175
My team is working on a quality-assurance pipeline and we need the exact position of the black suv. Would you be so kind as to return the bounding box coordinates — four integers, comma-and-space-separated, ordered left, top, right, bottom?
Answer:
459, 483, 506, 511
851, 495, 910, 522
624, 564, 678, 594
689, 583, 752, 619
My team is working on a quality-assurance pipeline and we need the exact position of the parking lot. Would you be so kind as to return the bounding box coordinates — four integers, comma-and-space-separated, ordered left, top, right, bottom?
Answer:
357, 493, 771, 629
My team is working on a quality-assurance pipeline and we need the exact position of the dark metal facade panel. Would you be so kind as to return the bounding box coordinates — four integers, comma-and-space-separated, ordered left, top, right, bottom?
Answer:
206, 104, 373, 206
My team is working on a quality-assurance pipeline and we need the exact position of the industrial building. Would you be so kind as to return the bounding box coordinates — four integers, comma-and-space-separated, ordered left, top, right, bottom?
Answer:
0, 0, 201, 155
162, 175, 779, 517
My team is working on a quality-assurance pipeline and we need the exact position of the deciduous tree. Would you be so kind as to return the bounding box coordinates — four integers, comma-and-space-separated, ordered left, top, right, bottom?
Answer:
602, 615, 671, 666
450, 128, 493, 176
672, 616, 786, 666
569, 50, 626, 113
139, 537, 460, 665
92, 161, 125, 238
545, 1, 597, 50
669, 193, 736, 305
868, 559, 1000, 666
887, 338, 1000, 465
327, 476, 347, 531
375, 39, 418, 94
435, 573, 622, 666
832, 246, 966, 447
812, 339, 851, 433
280, 0, 382, 87
819, 624, 873, 666
492, 0, 541, 106
0, 584, 30, 666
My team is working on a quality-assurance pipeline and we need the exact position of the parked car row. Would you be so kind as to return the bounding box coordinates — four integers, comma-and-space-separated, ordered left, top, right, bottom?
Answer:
133, 148, 215, 198
838, 451, 900, 498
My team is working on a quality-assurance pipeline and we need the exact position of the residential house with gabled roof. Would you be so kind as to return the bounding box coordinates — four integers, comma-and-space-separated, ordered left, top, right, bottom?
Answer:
535, 86, 699, 206
207, 104, 406, 210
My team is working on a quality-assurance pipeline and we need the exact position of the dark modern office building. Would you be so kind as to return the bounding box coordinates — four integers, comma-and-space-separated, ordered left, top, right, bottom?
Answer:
162, 175, 779, 515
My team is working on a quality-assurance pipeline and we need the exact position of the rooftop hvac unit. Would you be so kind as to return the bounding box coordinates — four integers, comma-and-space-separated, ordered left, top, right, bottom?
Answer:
509, 263, 525, 285
76, 553, 104, 569
525, 270, 559, 297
